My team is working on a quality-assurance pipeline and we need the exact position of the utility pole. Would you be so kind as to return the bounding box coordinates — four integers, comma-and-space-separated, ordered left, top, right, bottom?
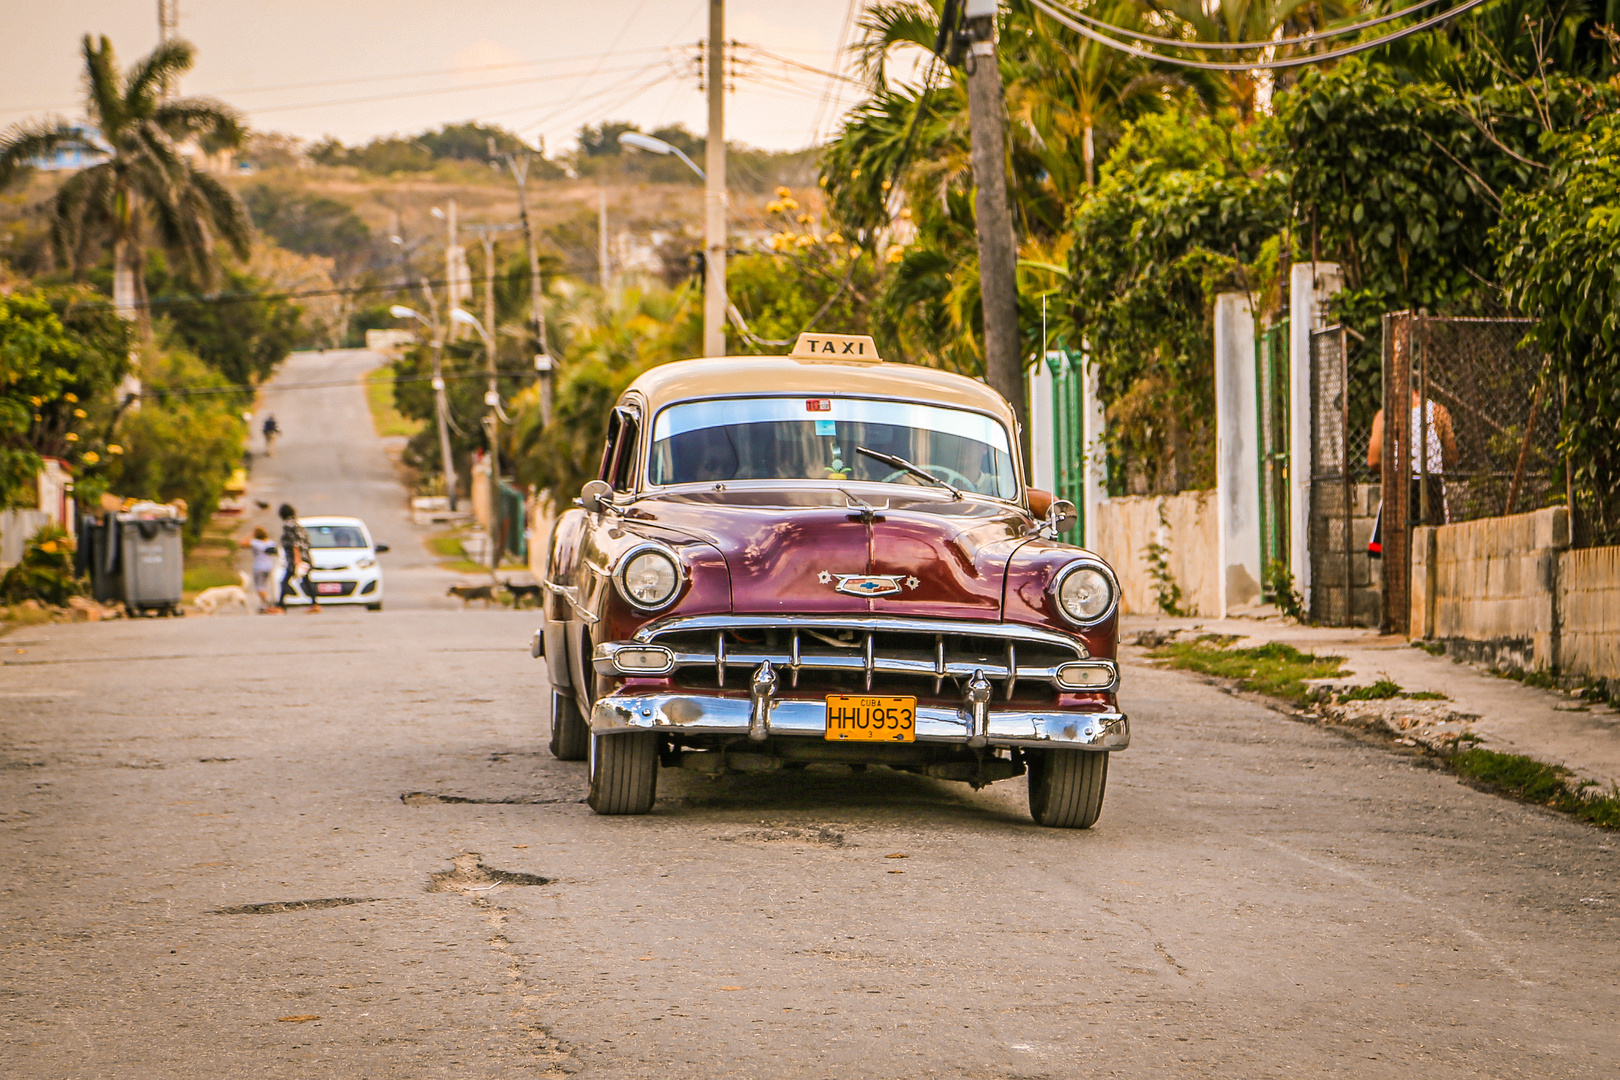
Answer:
501, 151, 553, 422
157, 2, 179, 108
960, 0, 1026, 444
430, 335, 457, 511
703, 0, 728, 357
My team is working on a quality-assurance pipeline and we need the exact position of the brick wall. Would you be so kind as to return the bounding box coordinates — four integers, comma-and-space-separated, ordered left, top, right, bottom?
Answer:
1091, 491, 1220, 616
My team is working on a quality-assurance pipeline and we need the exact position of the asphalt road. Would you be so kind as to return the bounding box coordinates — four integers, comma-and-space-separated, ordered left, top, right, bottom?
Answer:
2, 355, 1617, 1078
248, 347, 463, 611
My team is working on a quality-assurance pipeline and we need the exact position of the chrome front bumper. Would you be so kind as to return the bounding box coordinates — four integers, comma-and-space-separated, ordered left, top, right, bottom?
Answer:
589, 691, 1129, 751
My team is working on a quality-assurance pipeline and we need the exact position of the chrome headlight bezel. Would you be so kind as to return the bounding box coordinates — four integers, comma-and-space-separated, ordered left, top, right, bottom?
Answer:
613, 543, 685, 612
1049, 559, 1119, 628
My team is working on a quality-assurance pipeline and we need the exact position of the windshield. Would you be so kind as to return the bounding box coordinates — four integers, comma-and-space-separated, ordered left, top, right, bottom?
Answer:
305, 524, 369, 549
648, 396, 1018, 499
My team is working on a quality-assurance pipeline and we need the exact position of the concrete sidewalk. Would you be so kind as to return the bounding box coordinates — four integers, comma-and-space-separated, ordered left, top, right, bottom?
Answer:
1121, 613, 1620, 793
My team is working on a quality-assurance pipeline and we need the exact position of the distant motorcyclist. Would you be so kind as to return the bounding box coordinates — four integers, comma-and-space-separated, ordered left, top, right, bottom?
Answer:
262, 414, 280, 457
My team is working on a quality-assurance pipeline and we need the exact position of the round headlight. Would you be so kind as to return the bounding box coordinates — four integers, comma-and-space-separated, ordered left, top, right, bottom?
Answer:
620, 549, 679, 609
1056, 564, 1114, 624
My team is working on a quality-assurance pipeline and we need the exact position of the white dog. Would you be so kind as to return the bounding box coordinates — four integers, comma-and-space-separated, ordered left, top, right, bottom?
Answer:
193, 585, 251, 615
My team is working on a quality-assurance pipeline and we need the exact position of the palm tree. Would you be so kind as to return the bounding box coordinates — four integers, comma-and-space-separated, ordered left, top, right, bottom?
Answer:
0, 35, 251, 324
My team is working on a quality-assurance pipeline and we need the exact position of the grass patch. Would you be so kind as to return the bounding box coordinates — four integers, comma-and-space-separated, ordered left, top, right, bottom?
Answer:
1338, 678, 1450, 702
182, 518, 241, 597
1412, 640, 1446, 657
365, 369, 424, 439
1147, 639, 1345, 706
0, 602, 59, 632
1450, 748, 1620, 829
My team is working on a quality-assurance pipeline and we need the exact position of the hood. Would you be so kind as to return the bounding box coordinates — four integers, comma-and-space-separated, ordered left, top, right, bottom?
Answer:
620, 485, 1032, 618
310, 548, 370, 570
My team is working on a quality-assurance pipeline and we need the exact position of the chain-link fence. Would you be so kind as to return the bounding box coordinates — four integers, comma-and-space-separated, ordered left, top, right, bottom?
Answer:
1379, 314, 1558, 633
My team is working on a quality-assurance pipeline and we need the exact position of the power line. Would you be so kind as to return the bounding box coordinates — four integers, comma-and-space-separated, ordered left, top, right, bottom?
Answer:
142, 369, 542, 398
1027, 0, 1489, 71
1050, 0, 1453, 53
246, 60, 669, 116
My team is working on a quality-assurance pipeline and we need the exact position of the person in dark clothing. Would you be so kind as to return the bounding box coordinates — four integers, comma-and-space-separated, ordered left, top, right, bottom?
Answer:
273, 503, 319, 613
262, 414, 280, 457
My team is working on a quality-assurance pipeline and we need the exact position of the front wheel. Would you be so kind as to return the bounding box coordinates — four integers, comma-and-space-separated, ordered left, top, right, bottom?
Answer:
366, 601, 383, 611
1027, 749, 1108, 829
587, 731, 658, 815
548, 689, 589, 761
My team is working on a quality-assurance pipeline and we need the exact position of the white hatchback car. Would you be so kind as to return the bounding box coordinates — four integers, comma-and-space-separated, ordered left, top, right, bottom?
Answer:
277, 516, 387, 610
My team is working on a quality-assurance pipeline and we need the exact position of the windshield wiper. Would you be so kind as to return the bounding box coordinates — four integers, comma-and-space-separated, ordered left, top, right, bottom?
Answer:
855, 446, 962, 499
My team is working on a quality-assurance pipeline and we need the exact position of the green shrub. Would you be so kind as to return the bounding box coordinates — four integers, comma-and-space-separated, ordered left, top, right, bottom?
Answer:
0, 523, 82, 605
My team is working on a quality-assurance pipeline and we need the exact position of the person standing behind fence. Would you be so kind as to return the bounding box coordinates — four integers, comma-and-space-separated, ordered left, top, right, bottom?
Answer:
273, 504, 320, 613
1367, 388, 1458, 554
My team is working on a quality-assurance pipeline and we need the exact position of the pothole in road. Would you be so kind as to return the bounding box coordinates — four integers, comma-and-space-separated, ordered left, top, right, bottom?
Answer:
214, 897, 380, 915
401, 791, 581, 806
716, 825, 846, 847
429, 852, 552, 894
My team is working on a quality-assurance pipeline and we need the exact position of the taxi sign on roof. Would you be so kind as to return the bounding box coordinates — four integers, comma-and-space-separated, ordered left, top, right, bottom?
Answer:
789, 332, 881, 363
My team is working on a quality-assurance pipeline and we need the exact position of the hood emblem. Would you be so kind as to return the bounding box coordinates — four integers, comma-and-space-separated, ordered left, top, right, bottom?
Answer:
820, 572, 919, 597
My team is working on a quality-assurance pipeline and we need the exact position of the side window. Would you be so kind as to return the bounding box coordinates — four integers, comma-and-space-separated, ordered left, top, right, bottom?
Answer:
597, 406, 640, 492
597, 409, 623, 482
610, 413, 639, 492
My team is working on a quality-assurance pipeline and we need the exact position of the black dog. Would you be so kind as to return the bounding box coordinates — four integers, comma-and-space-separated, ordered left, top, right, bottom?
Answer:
503, 580, 543, 609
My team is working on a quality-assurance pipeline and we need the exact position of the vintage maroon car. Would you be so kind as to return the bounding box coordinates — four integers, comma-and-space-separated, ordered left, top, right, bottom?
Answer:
535, 333, 1126, 827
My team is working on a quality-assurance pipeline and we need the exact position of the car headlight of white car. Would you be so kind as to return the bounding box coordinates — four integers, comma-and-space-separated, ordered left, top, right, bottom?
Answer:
354, 555, 376, 569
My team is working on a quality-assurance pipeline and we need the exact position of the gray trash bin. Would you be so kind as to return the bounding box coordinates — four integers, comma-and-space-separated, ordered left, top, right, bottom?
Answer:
117, 515, 185, 616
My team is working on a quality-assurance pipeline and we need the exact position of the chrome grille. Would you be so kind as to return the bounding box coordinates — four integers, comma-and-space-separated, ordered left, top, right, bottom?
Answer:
633, 614, 1104, 699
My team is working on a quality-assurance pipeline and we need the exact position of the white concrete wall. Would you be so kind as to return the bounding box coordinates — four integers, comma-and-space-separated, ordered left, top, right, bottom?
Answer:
1562, 545, 1620, 683
1092, 491, 1221, 616
1028, 357, 1056, 494
1080, 350, 1107, 553
1214, 293, 1261, 613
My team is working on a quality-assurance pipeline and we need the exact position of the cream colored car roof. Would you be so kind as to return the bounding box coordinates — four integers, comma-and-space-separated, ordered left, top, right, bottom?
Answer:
624, 355, 1016, 424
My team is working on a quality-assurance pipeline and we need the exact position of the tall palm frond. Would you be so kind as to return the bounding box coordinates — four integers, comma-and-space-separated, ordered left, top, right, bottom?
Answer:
0, 33, 251, 320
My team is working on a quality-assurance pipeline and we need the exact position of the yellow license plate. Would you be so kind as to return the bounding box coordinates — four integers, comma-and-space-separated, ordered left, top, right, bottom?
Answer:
825, 695, 916, 742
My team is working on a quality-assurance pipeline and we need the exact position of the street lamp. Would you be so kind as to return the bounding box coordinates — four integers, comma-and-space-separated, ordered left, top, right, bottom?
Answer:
452, 307, 503, 570
390, 305, 458, 511
617, 131, 706, 180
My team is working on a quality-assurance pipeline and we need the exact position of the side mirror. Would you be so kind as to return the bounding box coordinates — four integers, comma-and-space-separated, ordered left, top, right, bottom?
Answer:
1043, 498, 1078, 537
374, 543, 390, 554
580, 479, 613, 514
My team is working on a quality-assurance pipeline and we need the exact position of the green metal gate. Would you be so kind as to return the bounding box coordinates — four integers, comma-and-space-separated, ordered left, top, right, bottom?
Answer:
1045, 348, 1085, 536
1256, 318, 1290, 597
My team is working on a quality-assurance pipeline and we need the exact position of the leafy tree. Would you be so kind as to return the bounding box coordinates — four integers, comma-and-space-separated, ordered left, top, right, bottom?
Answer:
417, 122, 533, 161
241, 184, 378, 279
505, 284, 700, 507
0, 287, 130, 508
1280, 56, 1608, 334
146, 257, 305, 387
1495, 113, 1620, 542
105, 346, 245, 541
728, 196, 882, 352
0, 36, 251, 319
1065, 112, 1290, 492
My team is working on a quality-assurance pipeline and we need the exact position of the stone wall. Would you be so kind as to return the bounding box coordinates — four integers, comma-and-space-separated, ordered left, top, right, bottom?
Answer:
1411, 506, 1620, 687
1091, 491, 1220, 617
1560, 545, 1620, 685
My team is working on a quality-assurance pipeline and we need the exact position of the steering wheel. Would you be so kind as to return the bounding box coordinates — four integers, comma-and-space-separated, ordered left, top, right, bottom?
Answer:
880, 463, 976, 492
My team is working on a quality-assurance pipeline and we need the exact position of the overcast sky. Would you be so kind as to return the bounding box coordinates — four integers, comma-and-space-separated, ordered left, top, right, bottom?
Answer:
0, 1, 885, 153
